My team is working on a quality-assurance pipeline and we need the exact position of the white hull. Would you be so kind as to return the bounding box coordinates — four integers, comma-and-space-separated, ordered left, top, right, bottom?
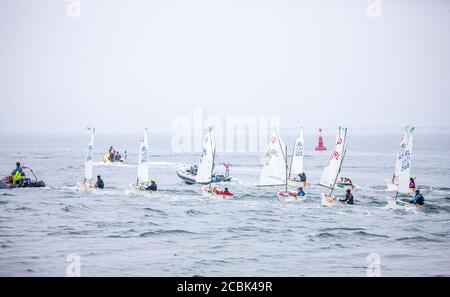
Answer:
126, 184, 158, 197
336, 183, 359, 190
287, 179, 309, 188
277, 191, 304, 202
201, 186, 234, 200
76, 182, 97, 191
386, 197, 419, 210
321, 193, 345, 207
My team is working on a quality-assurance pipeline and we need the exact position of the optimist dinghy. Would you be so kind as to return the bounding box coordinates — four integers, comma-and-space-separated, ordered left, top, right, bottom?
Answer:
197, 128, 236, 199
177, 128, 233, 185
258, 128, 303, 201
76, 127, 97, 191
287, 128, 309, 188
127, 129, 158, 196
318, 127, 349, 206
386, 126, 416, 193
386, 126, 419, 209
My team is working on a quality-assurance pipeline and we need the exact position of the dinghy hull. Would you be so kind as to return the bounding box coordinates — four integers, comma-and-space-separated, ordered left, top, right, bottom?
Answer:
336, 183, 359, 190
386, 197, 419, 210
277, 191, 303, 202
126, 184, 158, 197
76, 182, 97, 191
287, 179, 308, 188
321, 193, 345, 207
201, 186, 234, 199
177, 166, 232, 185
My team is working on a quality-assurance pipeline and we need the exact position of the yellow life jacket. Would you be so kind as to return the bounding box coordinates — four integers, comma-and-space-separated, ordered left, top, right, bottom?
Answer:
103, 153, 111, 163
12, 171, 23, 184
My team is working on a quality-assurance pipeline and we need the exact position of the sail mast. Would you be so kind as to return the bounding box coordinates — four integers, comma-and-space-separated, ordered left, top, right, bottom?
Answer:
285, 145, 288, 193
209, 127, 215, 189
275, 128, 288, 188
288, 140, 295, 180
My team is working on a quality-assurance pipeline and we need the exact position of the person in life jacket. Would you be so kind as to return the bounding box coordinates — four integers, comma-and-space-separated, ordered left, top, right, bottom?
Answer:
298, 172, 307, 182
115, 151, 122, 162
410, 189, 425, 206
409, 178, 416, 190
222, 187, 232, 195
11, 162, 25, 184
95, 175, 104, 189
145, 180, 157, 191
297, 187, 306, 197
340, 189, 354, 205
108, 146, 116, 162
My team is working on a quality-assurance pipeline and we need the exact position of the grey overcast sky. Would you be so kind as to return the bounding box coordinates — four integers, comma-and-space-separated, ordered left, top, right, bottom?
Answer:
0, 0, 449, 135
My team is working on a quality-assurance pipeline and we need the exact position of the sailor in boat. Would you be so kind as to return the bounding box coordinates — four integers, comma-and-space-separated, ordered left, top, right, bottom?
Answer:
95, 175, 104, 189
108, 146, 116, 162
340, 176, 353, 185
212, 187, 233, 196
409, 189, 425, 206
298, 172, 307, 182
222, 187, 231, 195
297, 187, 306, 197
114, 151, 122, 162
339, 189, 354, 205
190, 165, 198, 175
144, 180, 158, 192
409, 178, 416, 191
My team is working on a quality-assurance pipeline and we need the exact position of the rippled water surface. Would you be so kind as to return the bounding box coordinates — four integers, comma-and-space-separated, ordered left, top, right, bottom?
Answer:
0, 133, 449, 276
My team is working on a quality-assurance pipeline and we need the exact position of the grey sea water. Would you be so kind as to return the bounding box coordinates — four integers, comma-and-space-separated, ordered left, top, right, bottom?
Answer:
0, 132, 449, 276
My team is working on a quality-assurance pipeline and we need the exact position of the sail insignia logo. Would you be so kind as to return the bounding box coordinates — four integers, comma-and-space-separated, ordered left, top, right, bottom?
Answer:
295, 142, 304, 157
265, 149, 278, 165
86, 145, 93, 161
141, 146, 148, 163
398, 143, 407, 160
400, 150, 411, 172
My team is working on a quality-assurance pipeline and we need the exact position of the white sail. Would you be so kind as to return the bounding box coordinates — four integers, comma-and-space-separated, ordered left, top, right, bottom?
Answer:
84, 127, 95, 181
258, 128, 287, 186
397, 126, 414, 194
196, 128, 216, 184
319, 127, 347, 189
392, 127, 409, 185
137, 129, 150, 183
289, 128, 305, 179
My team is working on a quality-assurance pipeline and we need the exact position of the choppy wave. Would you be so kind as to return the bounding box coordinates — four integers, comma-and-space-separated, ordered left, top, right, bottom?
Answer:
1, 134, 450, 276
139, 229, 196, 237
